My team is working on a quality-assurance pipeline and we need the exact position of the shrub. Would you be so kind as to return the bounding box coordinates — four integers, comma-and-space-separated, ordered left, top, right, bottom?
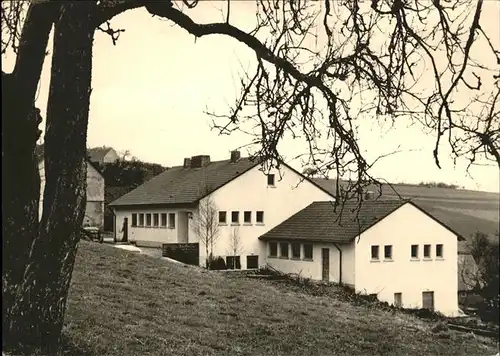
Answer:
207, 256, 227, 270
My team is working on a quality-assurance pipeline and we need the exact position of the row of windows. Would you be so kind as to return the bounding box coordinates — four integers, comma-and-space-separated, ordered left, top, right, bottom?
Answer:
388, 291, 434, 311
131, 213, 175, 229
268, 242, 313, 260
219, 211, 265, 225
371, 243, 444, 261
226, 255, 259, 270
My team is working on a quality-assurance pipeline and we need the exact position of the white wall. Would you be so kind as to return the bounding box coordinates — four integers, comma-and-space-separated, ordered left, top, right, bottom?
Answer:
264, 241, 355, 285
203, 164, 334, 269
113, 207, 197, 247
354, 203, 459, 317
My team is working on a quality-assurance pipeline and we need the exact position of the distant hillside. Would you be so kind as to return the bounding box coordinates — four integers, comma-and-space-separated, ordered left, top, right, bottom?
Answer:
311, 178, 500, 253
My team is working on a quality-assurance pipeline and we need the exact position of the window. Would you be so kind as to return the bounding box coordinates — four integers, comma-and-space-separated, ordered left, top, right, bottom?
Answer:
153, 213, 159, 227
436, 244, 443, 258
303, 244, 313, 260
291, 243, 301, 259
226, 256, 241, 270
146, 213, 152, 227
411, 244, 419, 259
267, 174, 275, 186
218, 211, 227, 224
280, 242, 289, 258
269, 242, 278, 257
247, 255, 259, 269
394, 293, 402, 307
256, 211, 264, 224
131, 213, 137, 227
424, 244, 431, 258
168, 213, 175, 229
244, 211, 252, 224
384, 245, 393, 260
231, 211, 239, 224
371, 245, 379, 260
138, 213, 144, 226
161, 213, 167, 227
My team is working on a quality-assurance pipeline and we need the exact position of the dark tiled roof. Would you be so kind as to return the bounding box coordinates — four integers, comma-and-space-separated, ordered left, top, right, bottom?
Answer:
458, 254, 479, 291
88, 147, 113, 162
109, 157, 259, 207
259, 200, 408, 243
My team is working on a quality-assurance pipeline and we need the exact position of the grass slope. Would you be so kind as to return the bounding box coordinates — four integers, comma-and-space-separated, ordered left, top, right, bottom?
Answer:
56, 242, 499, 356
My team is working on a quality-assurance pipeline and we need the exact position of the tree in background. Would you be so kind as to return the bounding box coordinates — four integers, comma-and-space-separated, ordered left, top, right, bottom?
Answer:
192, 194, 220, 269
2, 0, 499, 351
227, 227, 243, 270
467, 231, 499, 324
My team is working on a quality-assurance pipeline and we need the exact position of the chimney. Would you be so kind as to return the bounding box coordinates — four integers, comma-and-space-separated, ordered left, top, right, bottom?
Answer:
230, 150, 241, 163
183, 157, 191, 168
364, 190, 375, 200
190, 155, 211, 168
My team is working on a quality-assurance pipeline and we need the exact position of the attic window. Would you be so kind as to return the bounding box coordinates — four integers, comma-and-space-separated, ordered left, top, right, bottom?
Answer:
267, 174, 275, 186
371, 245, 379, 260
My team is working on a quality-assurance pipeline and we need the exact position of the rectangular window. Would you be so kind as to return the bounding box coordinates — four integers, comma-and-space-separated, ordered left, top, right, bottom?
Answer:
168, 213, 175, 229
138, 213, 144, 226
424, 244, 431, 258
280, 242, 289, 258
161, 213, 167, 227
231, 211, 239, 224
247, 255, 259, 269
267, 174, 275, 186
384, 245, 393, 260
291, 243, 301, 259
394, 293, 402, 307
256, 211, 264, 224
226, 256, 241, 270
131, 213, 137, 227
146, 213, 152, 227
371, 245, 379, 260
269, 242, 278, 257
218, 211, 227, 224
244, 211, 251, 224
153, 213, 159, 227
411, 244, 419, 259
436, 244, 443, 258
303, 244, 313, 260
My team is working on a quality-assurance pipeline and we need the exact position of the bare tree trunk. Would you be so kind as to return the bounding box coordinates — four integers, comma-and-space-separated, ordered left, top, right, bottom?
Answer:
6, 3, 95, 351
2, 3, 55, 347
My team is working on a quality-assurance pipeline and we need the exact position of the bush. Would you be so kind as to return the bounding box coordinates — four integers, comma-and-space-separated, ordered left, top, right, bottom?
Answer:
207, 256, 227, 270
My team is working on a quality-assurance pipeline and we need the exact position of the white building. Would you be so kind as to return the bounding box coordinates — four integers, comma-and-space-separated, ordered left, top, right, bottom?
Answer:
108, 151, 335, 268
259, 200, 465, 317
38, 150, 105, 229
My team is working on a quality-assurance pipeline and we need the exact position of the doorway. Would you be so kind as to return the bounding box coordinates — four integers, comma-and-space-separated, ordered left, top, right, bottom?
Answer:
122, 217, 128, 242
321, 248, 330, 282
422, 291, 434, 311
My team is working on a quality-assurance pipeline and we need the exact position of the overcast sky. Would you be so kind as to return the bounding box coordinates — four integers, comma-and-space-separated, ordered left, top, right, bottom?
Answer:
2, 1, 499, 192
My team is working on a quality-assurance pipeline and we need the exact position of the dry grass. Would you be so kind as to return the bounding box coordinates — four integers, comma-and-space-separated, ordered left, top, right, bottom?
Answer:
31, 241, 497, 356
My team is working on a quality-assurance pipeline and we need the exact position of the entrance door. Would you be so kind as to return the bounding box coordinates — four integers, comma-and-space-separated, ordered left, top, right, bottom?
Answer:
122, 217, 128, 242
422, 291, 434, 311
321, 248, 330, 282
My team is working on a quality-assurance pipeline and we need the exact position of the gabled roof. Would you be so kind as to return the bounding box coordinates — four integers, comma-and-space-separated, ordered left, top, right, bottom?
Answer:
87, 146, 114, 162
109, 157, 259, 207
109, 157, 337, 208
458, 254, 479, 292
36, 144, 102, 176
259, 200, 466, 243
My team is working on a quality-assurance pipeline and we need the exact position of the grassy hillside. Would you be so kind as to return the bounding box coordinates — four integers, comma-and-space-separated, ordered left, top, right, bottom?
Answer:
41, 242, 498, 355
